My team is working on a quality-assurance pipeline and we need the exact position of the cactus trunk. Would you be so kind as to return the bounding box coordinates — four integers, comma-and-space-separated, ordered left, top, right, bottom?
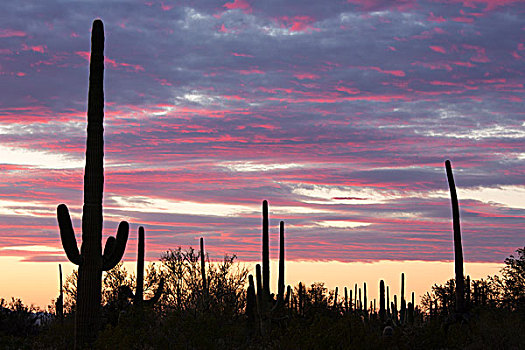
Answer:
364, 283, 367, 315
379, 280, 386, 322
135, 227, 145, 304
400, 273, 406, 323
262, 200, 270, 300
200, 237, 207, 295
75, 19, 105, 346
57, 20, 129, 348
445, 160, 466, 314
56, 264, 64, 322
277, 221, 285, 304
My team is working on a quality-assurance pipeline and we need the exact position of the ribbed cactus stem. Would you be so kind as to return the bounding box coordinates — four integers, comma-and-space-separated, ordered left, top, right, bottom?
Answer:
135, 227, 145, 304
56, 264, 64, 322
344, 287, 348, 312
445, 160, 465, 314
387, 285, 390, 316
246, 274, 256, 323
277, 221, 285, 304
466, 275, 470, 306
298, 282, 303, 315
364, 283, 367, 315
200, 237, 207, 293
262, 200, 270, 299
56, 20, 130, 348
354, 284, 357, 311
379, 280, 386, 322
400, 273, 406, 323
255, 264, 263, 315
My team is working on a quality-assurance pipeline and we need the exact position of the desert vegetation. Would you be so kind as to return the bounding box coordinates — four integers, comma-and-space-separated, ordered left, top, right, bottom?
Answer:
0, 19, 523, 349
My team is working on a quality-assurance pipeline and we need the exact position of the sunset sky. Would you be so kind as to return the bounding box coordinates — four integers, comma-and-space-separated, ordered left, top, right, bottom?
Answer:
1, 0, 524, 308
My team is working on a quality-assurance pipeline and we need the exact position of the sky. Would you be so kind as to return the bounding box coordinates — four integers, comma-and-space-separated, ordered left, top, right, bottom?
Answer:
0, 0, 524, 307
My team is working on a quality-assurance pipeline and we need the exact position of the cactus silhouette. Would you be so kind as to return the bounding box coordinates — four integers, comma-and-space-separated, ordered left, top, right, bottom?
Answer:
364, 282, 368, 315
56, 264, 64, 322
200, 237, 207, 297
57, 19, 129, 348
379, 280, 386, 322
400, 272, 406, 323
134, 226, 163, 306
262, 200, 270, 300
246, 274, 256, 333
445, 160, 465, 314
277, 221, 285, 305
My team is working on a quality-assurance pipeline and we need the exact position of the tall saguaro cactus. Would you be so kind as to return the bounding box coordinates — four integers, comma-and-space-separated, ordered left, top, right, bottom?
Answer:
262, 200, 270, 299
445, 159, 465, 314
277, 220, 285, 304
57, 19, 129, 348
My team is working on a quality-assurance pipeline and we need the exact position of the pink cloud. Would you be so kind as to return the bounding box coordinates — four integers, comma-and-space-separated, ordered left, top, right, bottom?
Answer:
0, 29, 26, 38
427, 12, 446, 22
238, 68, 265, 75
22, 44, 46, 53
160, 2, 174, 11
294, 73, 320, 80
462, 44, 490, 63
430, 45, 447, 54
218, 24, 230, 33
360, 66, 406, 77
452, 16, 475, 23
442, 0, 522, 11
223, 0, 252, 13
75, 51, 145, 72
279, 16, 319, 33
232, 52, 254, 57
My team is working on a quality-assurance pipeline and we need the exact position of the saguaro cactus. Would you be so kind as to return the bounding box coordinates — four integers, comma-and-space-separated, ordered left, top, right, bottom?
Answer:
262, 200, 270, 300
400, 273, 406, 323
445, 160, 465, 314
56, 264, 64, 322
246, 275, 256, 331
57, 19, 129, 348
277, 221, 285, 305
200, 237, 207, 296
364, 282, 368, 315
134, 227, 163, 306
379, 280, 386, 322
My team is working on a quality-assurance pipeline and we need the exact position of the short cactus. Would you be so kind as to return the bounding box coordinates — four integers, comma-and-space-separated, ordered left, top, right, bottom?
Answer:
134, 227, 163, 307
379, 280, 386, 322
56, 264, 64, 322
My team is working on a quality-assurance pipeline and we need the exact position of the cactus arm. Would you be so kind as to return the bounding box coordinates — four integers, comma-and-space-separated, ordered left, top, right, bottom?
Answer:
102, 236, 116, 259
102, 221, 129, 271
57, 204, 82, 265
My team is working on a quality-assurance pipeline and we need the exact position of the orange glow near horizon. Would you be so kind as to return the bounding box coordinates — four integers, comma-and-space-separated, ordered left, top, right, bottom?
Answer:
1, 257, 502, 310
